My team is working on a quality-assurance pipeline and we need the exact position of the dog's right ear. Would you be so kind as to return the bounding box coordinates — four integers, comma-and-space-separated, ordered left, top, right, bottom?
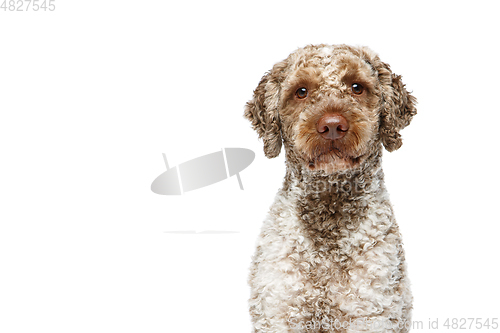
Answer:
244, 60, 287, 159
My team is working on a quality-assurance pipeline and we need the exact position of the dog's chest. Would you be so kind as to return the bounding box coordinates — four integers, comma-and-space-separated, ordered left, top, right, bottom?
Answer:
251, 188, 403, 323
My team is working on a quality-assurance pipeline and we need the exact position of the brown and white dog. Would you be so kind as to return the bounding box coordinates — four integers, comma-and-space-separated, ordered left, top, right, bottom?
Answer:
245, 44, 416, 332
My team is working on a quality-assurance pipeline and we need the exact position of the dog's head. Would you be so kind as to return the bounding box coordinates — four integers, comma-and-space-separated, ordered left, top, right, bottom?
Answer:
245, 44, 416, 173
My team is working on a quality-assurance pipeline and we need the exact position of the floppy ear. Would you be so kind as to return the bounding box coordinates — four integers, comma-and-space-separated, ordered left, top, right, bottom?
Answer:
378, 63, 417, 152
244, 61, 287, 158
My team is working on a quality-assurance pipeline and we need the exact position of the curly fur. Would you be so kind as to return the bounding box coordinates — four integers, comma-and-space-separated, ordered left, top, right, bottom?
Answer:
245, 44, 416, 332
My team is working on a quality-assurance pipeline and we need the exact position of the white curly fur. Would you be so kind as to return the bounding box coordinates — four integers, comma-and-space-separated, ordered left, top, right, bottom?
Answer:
248, 166, 412, 332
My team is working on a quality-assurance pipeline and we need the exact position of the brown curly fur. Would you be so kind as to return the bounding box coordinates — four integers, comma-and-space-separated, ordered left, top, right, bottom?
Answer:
245, 44, 416, 333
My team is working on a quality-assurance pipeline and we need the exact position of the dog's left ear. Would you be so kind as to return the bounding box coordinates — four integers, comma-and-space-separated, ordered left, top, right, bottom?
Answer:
244, 60, 287, 158
377, 63, 417, 152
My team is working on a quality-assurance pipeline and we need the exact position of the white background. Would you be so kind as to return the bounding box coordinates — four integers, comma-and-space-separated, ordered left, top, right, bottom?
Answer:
1, 1, 499, 332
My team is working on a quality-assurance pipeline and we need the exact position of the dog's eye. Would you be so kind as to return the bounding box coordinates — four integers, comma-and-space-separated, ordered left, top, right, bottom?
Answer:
295, 87, 308, 99
351, 83, 364, 95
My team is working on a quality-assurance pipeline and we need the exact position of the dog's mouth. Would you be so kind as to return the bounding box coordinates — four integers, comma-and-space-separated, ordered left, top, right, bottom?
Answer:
306, 145, 365, 171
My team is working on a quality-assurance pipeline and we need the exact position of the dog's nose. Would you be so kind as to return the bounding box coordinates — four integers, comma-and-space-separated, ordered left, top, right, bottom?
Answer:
316, 114, 349, 140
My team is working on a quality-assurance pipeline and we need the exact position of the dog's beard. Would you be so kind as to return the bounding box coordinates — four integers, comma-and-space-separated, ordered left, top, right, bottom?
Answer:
306, 144, 362, 171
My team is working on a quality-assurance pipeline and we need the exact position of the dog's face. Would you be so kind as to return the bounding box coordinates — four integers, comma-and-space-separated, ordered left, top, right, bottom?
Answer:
245, 44, 416, 173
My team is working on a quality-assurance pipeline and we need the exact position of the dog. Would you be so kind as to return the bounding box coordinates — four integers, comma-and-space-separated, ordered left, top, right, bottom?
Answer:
245, 44, 416, 332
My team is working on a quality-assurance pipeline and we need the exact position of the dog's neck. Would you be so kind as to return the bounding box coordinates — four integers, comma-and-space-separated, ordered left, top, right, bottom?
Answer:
282, 143, 390, 252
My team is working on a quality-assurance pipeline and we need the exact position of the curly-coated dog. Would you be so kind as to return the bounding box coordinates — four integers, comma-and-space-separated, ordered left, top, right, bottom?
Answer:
245, 44, 416, 333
